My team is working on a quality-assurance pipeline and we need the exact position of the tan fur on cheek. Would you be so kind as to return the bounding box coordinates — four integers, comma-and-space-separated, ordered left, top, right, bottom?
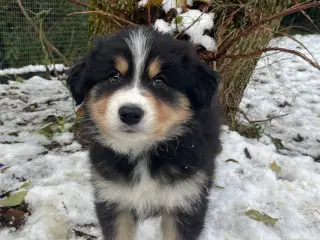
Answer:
115, 56, 129, 76
88, 90, 112, 135
146, 93, 192, 138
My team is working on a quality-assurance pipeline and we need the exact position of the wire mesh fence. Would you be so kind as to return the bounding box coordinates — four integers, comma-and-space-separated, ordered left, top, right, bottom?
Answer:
0, 0, 88, 69
1, 1, 319, 70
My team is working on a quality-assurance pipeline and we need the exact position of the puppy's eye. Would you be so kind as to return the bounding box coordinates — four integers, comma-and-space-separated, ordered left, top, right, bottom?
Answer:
153, 76, 166, 88
109, 71, 121, 84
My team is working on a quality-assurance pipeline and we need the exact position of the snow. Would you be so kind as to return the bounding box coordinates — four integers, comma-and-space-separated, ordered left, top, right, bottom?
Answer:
1, 34, 320, 239
240, 34, 320, 159
138, 0, 194, 13
154, 19, 172, 34
172, 10, 216, 51
139, 2, 216, 51
161, 0, 194, 13
154, 9, 216, 51
0, 64, 66, 75
137, 0, 149, 8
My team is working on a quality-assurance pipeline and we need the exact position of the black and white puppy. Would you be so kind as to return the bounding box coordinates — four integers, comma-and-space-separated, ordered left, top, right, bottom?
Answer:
67, 26, 221, 240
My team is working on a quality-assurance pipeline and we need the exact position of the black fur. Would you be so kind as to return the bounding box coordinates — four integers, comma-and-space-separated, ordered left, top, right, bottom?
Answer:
67, 26, 221, 240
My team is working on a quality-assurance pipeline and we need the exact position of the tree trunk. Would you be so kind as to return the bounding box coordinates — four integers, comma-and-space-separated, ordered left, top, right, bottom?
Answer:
215, 0, 292, 124
88, 0, 135, 39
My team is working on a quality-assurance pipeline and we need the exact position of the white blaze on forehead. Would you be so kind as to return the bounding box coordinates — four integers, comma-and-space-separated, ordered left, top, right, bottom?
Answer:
125, 28, 151, 87
108, 87, 152, 115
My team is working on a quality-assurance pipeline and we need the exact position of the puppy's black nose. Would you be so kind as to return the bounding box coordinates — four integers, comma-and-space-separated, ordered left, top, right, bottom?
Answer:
119, 105, 144, 125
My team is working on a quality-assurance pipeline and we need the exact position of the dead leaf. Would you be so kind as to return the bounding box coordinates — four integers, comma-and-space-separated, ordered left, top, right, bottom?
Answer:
0, 166, 10, 173
245, 209, 279, 226
15, 77, 24, 83
19, 181, 31, 189
272, 138, 284, 150
174, 16, 183, 25
269, 161, 281, 174
0, 209, 26, 228
225, 159, 240, 163
0, 209, 25, 222
0, 190, 28, 207
244, 148, 251, 159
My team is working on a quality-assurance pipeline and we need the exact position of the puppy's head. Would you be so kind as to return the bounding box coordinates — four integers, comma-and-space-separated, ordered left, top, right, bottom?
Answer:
67, 27, 218, 154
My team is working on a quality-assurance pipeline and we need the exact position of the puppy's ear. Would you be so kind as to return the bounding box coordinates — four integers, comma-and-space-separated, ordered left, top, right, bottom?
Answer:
188, 59, 219, 109
67, 37, 105, 106
66, 57, 88, 106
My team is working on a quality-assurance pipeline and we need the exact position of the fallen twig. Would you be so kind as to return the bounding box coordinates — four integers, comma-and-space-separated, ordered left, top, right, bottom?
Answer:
238, 108, 290, 124
248, 113, 290, 124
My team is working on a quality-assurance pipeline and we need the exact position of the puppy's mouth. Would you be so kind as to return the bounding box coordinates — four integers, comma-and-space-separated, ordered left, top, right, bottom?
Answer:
119, 126, 142, 134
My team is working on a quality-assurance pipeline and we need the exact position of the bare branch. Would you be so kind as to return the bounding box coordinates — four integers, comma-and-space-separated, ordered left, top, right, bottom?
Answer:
268, 28, 320, 68
215, 2, 320, 60
294, 0, 320, 33
67, 0, 137, 27
17, 0, 69, 65
249, 113, 290, 124
216, 8, 239, 48
224, 47, 320, 70
238, 108, 290, 124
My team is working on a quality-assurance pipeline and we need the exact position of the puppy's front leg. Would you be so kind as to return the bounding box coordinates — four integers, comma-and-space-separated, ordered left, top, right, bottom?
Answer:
95, 202, 137, 240
161, 198, 209, 240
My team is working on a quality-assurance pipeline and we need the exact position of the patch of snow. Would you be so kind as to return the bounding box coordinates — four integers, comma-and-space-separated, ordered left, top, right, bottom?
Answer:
0, 64, 67, 75
161, 0, 194, 13
240, 34, 320, 159
53, 132, 74, 144
154, 19, 172, 34
138, 0, 194, 13
172, 9, 215, 51
203, 128, 320, 240
153, 9, 216, 51
137, 0, 149, 8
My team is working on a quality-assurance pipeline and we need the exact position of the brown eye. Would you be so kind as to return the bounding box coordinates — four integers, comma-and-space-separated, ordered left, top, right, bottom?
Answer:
109, 71, 121, 84
153, 76, 166, 88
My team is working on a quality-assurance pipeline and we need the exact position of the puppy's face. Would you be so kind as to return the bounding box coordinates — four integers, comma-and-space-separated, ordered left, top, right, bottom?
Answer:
68, 27, 218, 154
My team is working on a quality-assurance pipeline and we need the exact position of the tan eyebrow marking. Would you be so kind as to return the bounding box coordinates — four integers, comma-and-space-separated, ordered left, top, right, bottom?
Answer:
148, 58, 162, 79
114, 56, 129, 75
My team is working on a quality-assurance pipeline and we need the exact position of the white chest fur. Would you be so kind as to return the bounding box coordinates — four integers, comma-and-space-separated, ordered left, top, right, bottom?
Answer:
92, 160, 206, 216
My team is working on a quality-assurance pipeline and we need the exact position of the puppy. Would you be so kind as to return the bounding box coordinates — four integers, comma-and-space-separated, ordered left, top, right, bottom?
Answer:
67, 26, 221, 240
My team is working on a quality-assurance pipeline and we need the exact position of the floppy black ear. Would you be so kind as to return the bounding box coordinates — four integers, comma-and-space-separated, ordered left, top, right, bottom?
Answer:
66, 57, 88, 106
67, 37, 106, 106
188, 60, 219, 109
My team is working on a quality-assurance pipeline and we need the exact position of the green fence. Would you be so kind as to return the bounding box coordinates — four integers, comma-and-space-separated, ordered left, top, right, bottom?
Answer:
1, 1, 319, 70
0, 0, 88, 69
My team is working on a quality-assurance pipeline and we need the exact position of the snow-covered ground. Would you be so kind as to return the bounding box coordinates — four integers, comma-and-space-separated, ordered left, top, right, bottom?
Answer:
0, 64, 66, 76
1, 34, 320, 240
